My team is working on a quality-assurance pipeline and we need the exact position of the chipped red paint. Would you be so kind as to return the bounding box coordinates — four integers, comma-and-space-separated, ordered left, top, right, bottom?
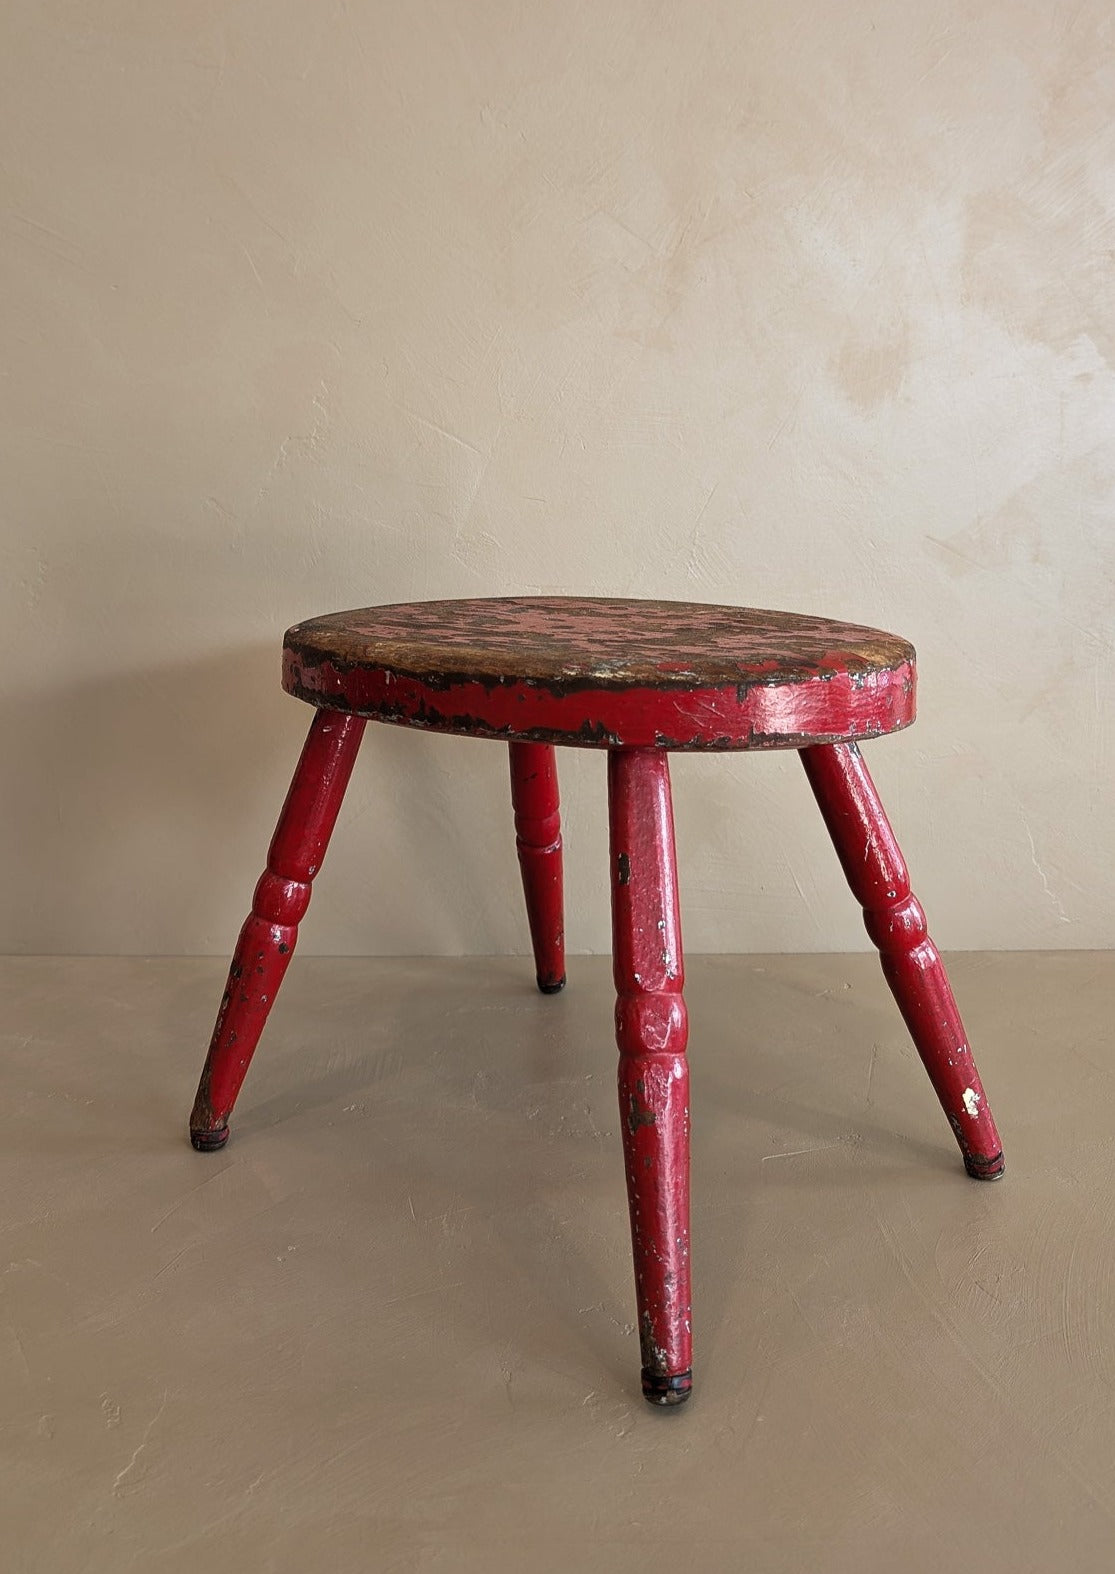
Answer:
189, 597, 1005, 1408
282, 597, 916, 750
609, 749, 692, 1405
284, 654, 914, 751
801, 742, 1004, 1179
508, 743, 565, 992
189, 710, 365, 1149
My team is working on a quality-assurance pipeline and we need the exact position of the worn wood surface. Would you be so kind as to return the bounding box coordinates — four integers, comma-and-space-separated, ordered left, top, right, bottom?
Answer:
283, 597, 916, 749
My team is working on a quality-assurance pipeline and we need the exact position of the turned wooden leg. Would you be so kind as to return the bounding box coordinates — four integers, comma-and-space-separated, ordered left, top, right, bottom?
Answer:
801, 742, 1004, 1180
189, 709, 366, 1151
608, 748, 692, 1405
509, 742, 566, 993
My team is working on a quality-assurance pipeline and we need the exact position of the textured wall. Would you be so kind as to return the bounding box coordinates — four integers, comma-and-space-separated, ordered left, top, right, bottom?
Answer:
2, 1, 1112, 955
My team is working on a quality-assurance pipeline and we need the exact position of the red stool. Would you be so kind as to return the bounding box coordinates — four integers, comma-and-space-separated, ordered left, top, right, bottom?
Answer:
189, 598, 1004, 1406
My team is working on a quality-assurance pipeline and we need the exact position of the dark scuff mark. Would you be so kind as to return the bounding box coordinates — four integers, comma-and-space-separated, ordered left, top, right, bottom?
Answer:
627, 1095, 656, 1134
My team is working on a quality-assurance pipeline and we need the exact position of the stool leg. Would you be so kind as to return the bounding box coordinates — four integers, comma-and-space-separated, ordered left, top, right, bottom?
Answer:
800, 742, 1004, 1180
509, 742, 566, 993
189, 709, 366, 1151
608, 748, 692, 1406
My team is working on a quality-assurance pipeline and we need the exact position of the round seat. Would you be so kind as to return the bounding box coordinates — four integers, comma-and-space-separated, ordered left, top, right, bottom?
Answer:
283, 596, 915, 750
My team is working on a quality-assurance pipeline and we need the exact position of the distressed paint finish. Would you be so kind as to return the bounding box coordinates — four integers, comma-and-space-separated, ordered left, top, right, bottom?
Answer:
189, 710, 365, 1149
508, 743, 565, 993
189, 598, 1005, 1406
801, 742, 1005, 1179
283, 597, 916, 750
608, 748, 692, 1405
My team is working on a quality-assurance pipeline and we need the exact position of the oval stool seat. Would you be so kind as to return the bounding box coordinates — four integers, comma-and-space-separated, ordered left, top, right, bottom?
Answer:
283, 596, 916, 749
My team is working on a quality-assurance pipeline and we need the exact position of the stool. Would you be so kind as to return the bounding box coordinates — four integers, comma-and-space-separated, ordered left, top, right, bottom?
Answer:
189, 597, 1004, 1406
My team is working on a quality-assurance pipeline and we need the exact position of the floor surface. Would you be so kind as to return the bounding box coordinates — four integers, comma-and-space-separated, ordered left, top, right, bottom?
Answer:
4, 952, 1114, 1572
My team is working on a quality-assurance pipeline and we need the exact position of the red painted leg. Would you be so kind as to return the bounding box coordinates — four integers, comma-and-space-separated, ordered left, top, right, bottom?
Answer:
509, 742, 565, 993
189, 709, 366, 1151
608, 748, 692, 1406
801, 742, 1004, 1180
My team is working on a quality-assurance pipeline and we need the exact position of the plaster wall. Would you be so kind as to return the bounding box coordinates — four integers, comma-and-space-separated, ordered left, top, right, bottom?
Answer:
2, 1, 1112, 954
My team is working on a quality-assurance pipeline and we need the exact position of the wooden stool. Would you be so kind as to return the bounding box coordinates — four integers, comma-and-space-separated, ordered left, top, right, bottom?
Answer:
189, 597, 1004, 1406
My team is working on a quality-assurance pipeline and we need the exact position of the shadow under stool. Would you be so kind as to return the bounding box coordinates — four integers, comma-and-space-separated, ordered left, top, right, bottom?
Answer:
188, 596, 1004, 1406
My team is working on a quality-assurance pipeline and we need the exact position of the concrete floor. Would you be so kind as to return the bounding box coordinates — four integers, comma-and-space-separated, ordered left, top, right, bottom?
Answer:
4, 951, 1114, 1572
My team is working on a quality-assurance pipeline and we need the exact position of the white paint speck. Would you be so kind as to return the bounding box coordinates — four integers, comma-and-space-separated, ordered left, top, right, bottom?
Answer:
962, 1087, 981, 1118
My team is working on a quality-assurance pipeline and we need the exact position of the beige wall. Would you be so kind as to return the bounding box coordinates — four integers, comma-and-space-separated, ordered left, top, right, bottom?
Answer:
3, 1, 1112, 956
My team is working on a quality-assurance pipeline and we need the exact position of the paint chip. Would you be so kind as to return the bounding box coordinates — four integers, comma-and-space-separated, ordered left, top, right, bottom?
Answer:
962, 1087, 980, 1118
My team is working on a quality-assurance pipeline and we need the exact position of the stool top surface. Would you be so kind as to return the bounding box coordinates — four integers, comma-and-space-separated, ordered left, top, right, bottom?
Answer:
283, 597, 916, 750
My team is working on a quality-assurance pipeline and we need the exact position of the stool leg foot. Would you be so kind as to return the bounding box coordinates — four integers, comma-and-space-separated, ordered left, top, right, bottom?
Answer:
801, 742, 1004, 1179
190, 1126, 230, 1153
509, 743, 566, 993
608, 749, 692, 1406
189, 710, 366, 1150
